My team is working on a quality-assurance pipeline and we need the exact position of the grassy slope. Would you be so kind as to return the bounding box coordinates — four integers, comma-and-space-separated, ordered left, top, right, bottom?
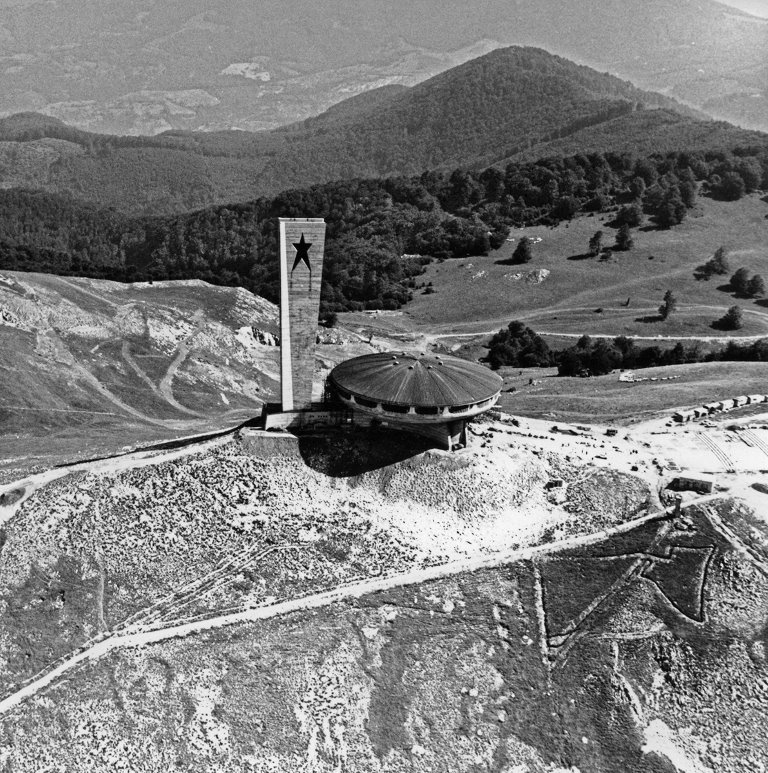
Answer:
399, 193, 768, 337
495, 361, 768, 424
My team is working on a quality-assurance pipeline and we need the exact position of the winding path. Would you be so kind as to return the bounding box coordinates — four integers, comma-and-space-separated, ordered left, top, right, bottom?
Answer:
422, 302, 768, 344
157, 309, 206, 413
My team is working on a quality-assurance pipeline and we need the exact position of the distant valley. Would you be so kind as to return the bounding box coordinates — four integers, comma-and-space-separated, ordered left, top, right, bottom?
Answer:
0, 0, 766, 134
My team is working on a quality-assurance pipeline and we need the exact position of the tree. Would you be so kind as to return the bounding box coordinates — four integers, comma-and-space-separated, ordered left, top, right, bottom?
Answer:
717, 172, 747, 201
445, 169, 483, 209
629, 176, 646, 199
479, 166, 505, 201
704, 246, 730, 276
655, 193, 687, 229
633, 158, 658, 186
588, 230, 603, 257
584, 193, 611, 212
557, 338, 622, 376
617, 201, 643, 228
553, 195, 579, 220
487, 321, 553, 369
557, 349, 581, 376
512, 236, 533, 264
679, 180, 697, 208
615, 224, 634, 251
717, 305, 743, 330
613, 335, 637, 366
748, 274, 766, 298
730, 267, 751, 296
586, 339, 622, 375
658, 290, 678, 320
736, 158, 763, 193
544, 178, 560, 205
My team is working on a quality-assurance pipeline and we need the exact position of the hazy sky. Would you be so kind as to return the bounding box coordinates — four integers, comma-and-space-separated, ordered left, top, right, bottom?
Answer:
718, 0, 768, 16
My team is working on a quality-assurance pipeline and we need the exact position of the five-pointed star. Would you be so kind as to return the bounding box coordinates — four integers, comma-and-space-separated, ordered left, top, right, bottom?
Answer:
291, 233, 312, 272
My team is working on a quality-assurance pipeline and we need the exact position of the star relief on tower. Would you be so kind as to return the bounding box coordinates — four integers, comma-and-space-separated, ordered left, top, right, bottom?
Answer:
291, 233, 312, 272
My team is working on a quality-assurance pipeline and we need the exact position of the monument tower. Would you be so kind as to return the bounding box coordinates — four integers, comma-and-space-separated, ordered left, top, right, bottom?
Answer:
278, 217, 326, 411
262, 215, 500, 448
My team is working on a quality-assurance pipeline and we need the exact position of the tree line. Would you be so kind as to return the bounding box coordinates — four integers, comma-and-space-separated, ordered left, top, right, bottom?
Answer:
0, 145, 765, 313
487, 321, 768, 375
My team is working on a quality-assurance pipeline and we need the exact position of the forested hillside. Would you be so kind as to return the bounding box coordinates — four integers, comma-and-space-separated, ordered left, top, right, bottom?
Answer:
2, 146, 765, 313
506, 109, 768, 165
0, 47, 765, 215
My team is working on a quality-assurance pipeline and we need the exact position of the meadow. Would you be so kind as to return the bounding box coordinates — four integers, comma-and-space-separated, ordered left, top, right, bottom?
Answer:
495, 361, 768, 424
402, 193, 768, 339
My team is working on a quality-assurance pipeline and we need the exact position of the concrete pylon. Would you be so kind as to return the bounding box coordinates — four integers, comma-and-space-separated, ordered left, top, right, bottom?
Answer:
279, 217, 326, 412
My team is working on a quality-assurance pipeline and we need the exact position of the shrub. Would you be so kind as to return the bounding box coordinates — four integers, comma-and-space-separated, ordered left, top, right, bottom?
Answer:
511, 236, 533, 264
614, 224, 634, 251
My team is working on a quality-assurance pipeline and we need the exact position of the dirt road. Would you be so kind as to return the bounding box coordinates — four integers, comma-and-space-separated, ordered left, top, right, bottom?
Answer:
423, 303, 768, 344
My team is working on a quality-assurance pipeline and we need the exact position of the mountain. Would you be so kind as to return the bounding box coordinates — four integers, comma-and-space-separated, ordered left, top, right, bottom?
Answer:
507, 108, 768, 164
0, 0, 765, 134
267, 48, 706, 181
1, 47, 766, 215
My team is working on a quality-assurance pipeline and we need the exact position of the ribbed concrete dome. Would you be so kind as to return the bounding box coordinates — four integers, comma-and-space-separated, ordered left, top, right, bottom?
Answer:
329, 352, 502, 408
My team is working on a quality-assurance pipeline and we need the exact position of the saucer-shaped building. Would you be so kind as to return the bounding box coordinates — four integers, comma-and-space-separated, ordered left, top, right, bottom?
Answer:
328, 351, 502, 449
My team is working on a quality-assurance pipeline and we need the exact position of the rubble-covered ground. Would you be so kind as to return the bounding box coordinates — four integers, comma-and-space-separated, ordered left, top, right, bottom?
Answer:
1, 500, 766, 773
0, 425, 651, 701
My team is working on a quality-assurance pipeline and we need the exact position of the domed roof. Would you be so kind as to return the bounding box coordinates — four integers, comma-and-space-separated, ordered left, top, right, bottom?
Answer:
329, 351, 502, 408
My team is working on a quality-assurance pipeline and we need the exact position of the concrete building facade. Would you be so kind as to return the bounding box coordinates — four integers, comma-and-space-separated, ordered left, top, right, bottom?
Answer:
264, 217, 501, 450
328, 352, 503, 450
279, 217, 326, 412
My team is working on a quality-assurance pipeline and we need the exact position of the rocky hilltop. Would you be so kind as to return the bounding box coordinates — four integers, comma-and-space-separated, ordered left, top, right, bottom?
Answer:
0, 272, 277, 477
0, 422, 765, 771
